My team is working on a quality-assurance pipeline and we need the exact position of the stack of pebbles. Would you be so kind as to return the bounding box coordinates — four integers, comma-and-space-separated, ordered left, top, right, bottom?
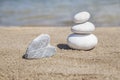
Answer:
67, 11, 98, 50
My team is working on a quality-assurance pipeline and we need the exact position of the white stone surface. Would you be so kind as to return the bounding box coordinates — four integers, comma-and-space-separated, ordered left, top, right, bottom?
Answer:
67, 34, 98, 50
74, 11, 90, 23
71, 22, 95, 34
23, 34, 56, 59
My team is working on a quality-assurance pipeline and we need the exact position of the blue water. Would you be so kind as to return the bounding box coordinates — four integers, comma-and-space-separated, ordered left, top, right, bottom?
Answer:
0, 0, 120, 27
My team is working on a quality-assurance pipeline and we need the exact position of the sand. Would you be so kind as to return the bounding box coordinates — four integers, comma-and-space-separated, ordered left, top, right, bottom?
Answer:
0, 27, 120, 80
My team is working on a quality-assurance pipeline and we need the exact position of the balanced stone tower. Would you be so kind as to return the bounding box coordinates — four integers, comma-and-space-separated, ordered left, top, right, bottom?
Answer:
67, 11, 98, 50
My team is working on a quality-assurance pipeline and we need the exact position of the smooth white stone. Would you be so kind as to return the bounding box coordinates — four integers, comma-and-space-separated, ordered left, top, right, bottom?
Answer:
71, 22, 95, 34
74, 11, 90, 23
23, 34, 56, 59
67, 34, 98, 50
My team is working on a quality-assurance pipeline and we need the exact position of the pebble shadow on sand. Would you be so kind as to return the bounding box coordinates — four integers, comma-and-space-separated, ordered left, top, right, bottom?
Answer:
57, 44, 72, 50
57, 44, 95, 51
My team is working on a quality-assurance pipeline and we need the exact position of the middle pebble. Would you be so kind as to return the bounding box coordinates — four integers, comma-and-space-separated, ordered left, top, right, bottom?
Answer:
71, 22, 95, 34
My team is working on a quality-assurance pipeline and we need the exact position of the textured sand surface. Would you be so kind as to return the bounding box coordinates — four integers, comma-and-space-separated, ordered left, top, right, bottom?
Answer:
0, 27, 120, 80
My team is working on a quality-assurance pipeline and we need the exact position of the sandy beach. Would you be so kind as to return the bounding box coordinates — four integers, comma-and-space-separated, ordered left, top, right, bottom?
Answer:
0, 26, 120, 80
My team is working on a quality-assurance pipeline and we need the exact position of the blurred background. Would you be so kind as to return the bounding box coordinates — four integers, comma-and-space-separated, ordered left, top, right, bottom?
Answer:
0, 0, 120, 27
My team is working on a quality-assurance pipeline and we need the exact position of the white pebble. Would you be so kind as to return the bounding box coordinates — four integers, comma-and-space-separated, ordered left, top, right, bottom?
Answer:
71, 22, 95, 34
74, 11, 90, 23
67, 34, 98, 50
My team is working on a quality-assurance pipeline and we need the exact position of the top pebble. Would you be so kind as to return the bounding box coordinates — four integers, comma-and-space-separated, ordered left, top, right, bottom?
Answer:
74, 11, 90, 23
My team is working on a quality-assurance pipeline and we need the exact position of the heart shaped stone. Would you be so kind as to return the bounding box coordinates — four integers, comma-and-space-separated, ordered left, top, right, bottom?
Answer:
23, 34, 56, 59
